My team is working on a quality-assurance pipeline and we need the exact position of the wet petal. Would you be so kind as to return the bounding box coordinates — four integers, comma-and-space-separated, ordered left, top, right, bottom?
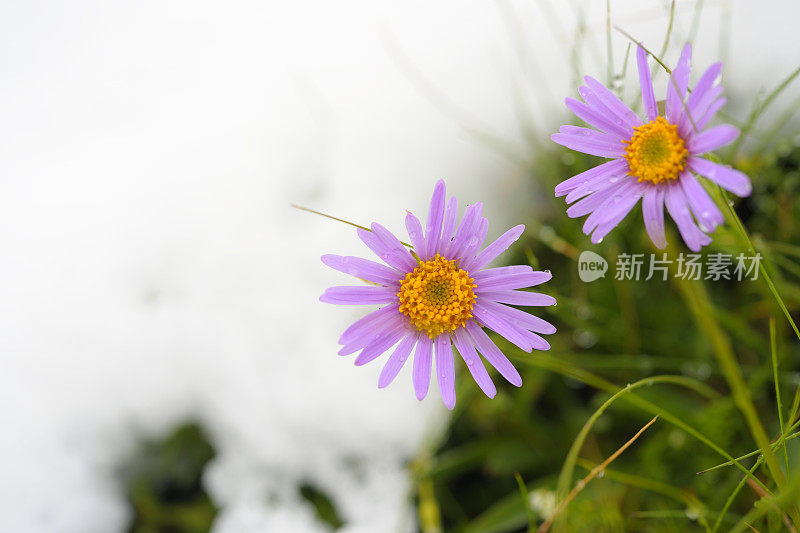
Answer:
434, 334, 456, 410
465, 321, 522, 387
637, 46, 658, 121
452, 328, 496, 398
688, 156, 752, 197
378, 333, 419, 388
412, 335, 433, 400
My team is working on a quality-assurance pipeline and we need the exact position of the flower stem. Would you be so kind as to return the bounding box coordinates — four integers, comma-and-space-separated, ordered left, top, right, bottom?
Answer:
291, 204, 413, 248
666, 237, 791, 517
715, 186, 800, 343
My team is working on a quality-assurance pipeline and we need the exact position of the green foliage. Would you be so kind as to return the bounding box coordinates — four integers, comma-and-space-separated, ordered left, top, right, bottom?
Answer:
299, 483, 346, 530
123, 423, 218, 533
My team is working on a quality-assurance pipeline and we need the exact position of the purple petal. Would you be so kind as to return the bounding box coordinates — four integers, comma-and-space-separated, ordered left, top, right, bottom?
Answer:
465, 321, 522, 387
680, 171, 724, 233
338, 313, 406, 355
565, 169, 630, 204
567, 179, 630, 219
681, 62, 722, 137
666, 43, 692, 124
371, 223, 417, 271
447, 202, 483, 260
664, 183, 711, 252
472, 303, 532, 352
425, 180, 446, 259
687, 63, 722, 113
404, 212, 427, 257
357, 228, 410, 272
477, 290, 557, 308
477, 300, 556, 338
339, 303, 401, 345
452, 328, 496, 398
320, 285, 398, 305
321, 254, 400, 285
576, 85, 636, 139
463, 225, 525, 272
460, 218, 489, 262
637, 46, 658, 121
434, 334, 456, 410
642, 186, 667, 249
696, 97, 727, 131
523, 331, 550, 350
686, 85, 723, 135
589, 182, 646, 243
580, 179, 638, 234
438, 196, 459, 257
688, 125, 739, 154
475, 271, 552, 292
558, 124, 624, 142
551, 132, 626, 158
354, 322, 408, 366
412, 335, 432, 400
477, 306, 556, 340
473, 265, 534, 282
378, 333, 419, 388
565, 98, 630, 139
688, 156, 752, 197
555, 159, 628, 197
582, 76, 642, 128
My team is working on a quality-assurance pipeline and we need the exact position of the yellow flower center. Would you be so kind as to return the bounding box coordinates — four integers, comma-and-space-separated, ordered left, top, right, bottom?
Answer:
623, 116, 688, 184
397, 254, 476, 338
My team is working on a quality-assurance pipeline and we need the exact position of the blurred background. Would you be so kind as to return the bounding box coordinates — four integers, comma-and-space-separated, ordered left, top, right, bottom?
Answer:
2, 1, 800, 532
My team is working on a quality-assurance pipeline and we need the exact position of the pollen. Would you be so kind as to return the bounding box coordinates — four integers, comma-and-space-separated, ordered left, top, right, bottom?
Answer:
397, 254, 477, 338
623, 116, 688, 184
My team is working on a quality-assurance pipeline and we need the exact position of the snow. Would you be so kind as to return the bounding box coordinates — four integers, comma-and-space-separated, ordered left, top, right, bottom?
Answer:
0, 1, 798, 531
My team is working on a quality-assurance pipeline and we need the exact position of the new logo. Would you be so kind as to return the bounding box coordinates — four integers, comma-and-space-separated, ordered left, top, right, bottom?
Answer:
578, 251, 608, 282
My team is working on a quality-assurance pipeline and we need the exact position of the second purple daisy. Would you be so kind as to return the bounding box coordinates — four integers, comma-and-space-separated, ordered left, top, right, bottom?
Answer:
552, 43, 752, 251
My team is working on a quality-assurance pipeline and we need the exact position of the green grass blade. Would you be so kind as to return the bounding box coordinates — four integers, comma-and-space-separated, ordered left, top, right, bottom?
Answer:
770, 318, 790, 473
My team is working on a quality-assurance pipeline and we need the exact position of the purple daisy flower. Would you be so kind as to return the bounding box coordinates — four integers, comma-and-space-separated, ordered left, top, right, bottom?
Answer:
552, 43, 752, 251
319, 180, 556, 409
